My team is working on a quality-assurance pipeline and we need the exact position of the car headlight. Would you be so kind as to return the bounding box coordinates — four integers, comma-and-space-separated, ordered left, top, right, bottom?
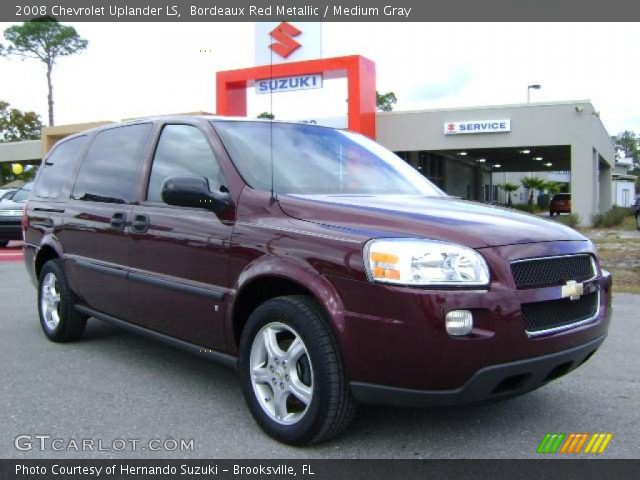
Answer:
364, 238, 490, 287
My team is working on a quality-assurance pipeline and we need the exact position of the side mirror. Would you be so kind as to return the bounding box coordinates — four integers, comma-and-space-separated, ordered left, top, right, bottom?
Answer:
161, 176, 231, 213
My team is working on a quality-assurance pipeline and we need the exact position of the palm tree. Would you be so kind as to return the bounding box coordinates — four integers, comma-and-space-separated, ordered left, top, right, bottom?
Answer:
520, 176, 546, 206
543, 181, 562, 196
498, 182, 519, 206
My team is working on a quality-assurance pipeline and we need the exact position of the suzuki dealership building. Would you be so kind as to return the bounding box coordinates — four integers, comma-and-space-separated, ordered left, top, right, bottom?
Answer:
376, 99, 620, 224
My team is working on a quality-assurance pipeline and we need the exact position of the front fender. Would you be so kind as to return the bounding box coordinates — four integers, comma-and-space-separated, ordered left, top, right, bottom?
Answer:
225, 254, 349, 355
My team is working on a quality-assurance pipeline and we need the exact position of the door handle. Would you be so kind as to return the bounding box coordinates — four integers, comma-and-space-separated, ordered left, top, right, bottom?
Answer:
132, 214, 150, 233
110, 212, 126, 230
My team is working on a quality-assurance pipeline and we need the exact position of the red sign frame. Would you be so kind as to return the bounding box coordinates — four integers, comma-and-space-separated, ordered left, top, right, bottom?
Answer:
216, 55, 376, 138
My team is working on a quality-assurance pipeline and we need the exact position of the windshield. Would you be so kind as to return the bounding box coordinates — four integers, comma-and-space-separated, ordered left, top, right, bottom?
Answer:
212, 121, 445, 196
11, 183, 32, 202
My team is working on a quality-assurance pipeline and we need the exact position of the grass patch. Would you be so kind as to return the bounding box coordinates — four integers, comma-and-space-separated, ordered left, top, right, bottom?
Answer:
621, 215, 638, 231
607, 268, 640, 294
583, 225, 640, 294
551, 213, 580, 228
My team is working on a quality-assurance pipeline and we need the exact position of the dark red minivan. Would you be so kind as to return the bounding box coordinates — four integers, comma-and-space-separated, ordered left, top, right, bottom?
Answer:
23, 117, 612, 445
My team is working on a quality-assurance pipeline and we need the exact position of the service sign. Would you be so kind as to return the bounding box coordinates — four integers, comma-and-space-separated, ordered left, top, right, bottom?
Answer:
444, 119, 511, 135
255, 74, 323, 94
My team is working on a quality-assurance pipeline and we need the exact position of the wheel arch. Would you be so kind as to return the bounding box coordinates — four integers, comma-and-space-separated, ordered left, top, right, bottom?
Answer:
227, 261, 347, 353
34, 236, 64, 279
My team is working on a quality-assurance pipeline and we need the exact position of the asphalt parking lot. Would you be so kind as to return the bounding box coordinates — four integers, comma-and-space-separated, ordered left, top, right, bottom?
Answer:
1, 261, 638, 459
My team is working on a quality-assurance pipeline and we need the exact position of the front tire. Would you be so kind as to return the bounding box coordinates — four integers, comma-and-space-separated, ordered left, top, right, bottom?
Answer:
239, 295, 356, 445
38, 259, 87, 342
0, 240, 9, 248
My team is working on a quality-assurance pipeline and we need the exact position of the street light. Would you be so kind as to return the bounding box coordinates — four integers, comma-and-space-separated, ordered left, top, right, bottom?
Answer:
527, 84, 541, 103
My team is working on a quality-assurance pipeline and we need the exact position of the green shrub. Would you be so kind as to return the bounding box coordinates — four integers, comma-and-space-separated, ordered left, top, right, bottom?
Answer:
511, 203, 538, 213
613, 205, 633, 216
552, 213, 581, 228
591, 206, 631, 228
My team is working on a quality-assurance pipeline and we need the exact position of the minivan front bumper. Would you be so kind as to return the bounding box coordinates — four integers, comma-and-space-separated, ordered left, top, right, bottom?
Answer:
350, 333, 607, 407
325, 240, 612, 399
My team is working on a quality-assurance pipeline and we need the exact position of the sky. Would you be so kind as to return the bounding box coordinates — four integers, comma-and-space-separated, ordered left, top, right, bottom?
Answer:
0, 22, 638, 135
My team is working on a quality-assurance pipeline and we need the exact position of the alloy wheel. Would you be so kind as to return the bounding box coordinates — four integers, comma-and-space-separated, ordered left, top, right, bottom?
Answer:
249, 322, 313, 425
40, 272, 61, 331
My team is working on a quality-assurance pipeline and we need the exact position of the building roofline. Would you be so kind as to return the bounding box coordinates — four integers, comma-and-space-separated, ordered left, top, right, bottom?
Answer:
0, 139, 41, 146
612, 174, 638, 181
377, 99, 594, 116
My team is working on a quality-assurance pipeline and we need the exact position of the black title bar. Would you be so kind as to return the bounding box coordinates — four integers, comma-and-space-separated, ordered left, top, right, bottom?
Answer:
1, 0, 640, 22
1, 459, 640, 480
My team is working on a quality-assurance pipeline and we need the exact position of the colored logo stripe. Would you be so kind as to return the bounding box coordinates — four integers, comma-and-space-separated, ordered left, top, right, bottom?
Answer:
559, 433, 589, 453
537, 433, 565, 453
584, 433, 613, 454
538, 433, 613, 454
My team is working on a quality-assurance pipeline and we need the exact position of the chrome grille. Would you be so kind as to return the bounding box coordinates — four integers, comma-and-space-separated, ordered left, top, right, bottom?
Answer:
511, 254, 595, 289
0, 209, 22, 217
522, 291, 599, 335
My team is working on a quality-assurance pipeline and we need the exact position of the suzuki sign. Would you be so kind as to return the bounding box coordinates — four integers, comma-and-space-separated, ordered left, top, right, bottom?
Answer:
444, 119, 511, 135
256, 74, 323, 94
217, 55, 376, 138
255, 22, 322, 65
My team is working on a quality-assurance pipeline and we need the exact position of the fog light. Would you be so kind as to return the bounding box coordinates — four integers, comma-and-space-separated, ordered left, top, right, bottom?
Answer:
446, 310, 474, 336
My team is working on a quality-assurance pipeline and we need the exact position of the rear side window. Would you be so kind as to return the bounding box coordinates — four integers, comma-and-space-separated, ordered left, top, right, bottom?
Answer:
33, 136, 87, 199
72, 124, 152, 204
147, 124, 224, 203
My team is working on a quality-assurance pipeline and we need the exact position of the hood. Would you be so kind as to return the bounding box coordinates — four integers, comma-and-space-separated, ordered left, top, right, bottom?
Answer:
277, 194, 587, 249
0, 198, 24, 210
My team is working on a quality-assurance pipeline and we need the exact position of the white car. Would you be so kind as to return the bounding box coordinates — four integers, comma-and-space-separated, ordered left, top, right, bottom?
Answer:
0, 182, 31, 247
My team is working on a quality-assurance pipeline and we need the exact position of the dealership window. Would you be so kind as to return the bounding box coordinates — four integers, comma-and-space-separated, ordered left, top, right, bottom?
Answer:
147, 124, 224, 203
483, 185, 498, 203
622, 189, 630, 207
72, 124, 152, 204
418, 152, 444, 189
395, 151, 410, 163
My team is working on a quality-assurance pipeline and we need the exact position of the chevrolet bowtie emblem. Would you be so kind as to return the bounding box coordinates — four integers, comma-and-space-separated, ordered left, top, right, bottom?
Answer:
561, 280, 584, 301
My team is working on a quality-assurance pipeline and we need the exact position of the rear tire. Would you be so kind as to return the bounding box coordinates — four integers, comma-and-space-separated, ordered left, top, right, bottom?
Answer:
38, 259, 87, 342
239, 295, 356, 445
0, 240, 9, 247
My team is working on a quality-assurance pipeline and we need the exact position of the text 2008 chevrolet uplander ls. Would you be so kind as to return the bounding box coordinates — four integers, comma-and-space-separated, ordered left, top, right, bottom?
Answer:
24, 117, 612, 445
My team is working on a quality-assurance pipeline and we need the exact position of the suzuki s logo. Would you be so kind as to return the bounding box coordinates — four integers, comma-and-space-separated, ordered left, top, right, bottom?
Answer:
447, 123, 456, 132
561, 280, 584, 301
269, 22, 302, 58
